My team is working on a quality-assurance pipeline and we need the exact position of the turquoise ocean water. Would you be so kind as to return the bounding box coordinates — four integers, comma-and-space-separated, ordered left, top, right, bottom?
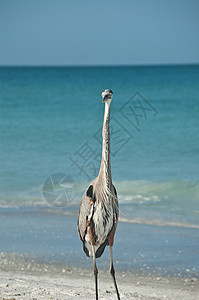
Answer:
1, 65, 199, 226
0, 65, 199, 276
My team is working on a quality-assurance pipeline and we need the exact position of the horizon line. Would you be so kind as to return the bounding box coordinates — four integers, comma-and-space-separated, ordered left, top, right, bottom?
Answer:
0, 62, 199, 68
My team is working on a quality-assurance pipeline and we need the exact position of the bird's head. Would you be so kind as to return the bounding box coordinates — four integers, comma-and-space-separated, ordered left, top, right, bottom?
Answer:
101, 89, 113, 103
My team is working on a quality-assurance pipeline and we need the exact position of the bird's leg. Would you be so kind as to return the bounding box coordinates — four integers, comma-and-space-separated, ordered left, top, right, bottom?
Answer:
92, 245, 98, 300
110, 246, 120, 300
87, 219, 98, 300
108, 229, 120, 300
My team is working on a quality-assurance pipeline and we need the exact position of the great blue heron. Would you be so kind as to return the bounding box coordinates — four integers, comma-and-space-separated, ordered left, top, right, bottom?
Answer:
78, 89, 120, 299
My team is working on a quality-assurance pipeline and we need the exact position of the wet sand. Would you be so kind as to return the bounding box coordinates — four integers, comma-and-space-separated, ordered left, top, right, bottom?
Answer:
0, 253, 198, 300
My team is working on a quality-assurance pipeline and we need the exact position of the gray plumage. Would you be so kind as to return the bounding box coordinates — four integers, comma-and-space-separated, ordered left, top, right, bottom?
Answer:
78, 177, 118, 257
77, 89, 120, 300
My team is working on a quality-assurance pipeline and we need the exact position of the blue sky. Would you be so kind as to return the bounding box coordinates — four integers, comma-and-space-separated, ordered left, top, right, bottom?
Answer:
1, 0, 199, 66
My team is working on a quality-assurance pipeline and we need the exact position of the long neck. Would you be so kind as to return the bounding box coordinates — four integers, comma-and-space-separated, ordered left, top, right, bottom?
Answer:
98, 102, 112, 188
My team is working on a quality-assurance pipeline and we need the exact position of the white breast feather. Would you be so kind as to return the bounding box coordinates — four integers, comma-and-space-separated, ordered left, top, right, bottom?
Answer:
84, 201, 113, 256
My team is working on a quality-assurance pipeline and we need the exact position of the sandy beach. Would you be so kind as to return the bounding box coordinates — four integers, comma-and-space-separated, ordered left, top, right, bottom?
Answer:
0, 253, 198, 300
0, 207, 199, 299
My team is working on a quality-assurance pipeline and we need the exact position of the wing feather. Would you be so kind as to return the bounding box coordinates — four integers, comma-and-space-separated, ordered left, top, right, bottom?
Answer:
77, 179, 97, 241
